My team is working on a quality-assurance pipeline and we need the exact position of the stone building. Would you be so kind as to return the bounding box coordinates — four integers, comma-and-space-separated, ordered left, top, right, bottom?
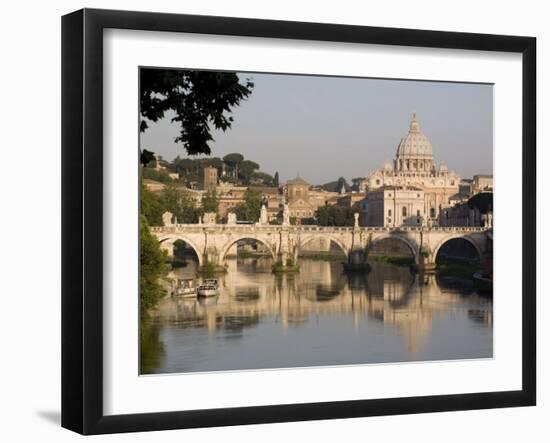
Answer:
215, 182, 247, 219
283, 177, 340, 222
473, 174, 493, 193
360, 115, 460, 226
202, 165, 218, 191
249, 186, 283, 222
336, 192, 364, 210
362, 186, 426, 227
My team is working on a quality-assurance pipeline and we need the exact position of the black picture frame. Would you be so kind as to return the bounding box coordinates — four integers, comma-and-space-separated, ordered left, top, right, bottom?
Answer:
62, 8, 536, 435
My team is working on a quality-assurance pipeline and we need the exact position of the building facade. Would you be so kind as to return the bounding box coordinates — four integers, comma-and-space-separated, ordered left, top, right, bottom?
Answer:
202, 165, 218, 191
361, 115, 460, 226
363, 186, 426, 227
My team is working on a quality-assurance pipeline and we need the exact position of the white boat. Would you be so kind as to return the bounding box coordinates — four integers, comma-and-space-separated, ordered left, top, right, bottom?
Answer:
197, 279, 219, 297
172, 278, 197, 298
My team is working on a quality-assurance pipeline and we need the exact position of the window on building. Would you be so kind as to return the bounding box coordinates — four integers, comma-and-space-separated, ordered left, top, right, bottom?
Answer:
417, 210, 420, 216
376, 179, 380, 185
430, 208, 436, 218
402, 207, 407, 217
388, 209, 392, 217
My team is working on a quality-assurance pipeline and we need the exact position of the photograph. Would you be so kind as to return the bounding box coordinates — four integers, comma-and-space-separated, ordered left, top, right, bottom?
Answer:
138, 68, 494, 375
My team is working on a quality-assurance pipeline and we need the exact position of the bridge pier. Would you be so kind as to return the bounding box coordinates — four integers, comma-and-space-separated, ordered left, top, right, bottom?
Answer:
343, 248, 370, 272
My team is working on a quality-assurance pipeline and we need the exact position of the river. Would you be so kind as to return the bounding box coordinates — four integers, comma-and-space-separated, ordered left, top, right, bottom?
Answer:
141, 258, 492, 374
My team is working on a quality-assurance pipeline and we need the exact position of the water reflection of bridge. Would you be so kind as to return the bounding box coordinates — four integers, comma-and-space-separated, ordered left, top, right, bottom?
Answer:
155, 260, 492, 357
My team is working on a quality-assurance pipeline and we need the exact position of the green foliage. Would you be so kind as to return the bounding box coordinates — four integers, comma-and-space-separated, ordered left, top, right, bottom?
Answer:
140, 215, 167, 317
250, 171, 275, 186
368, 255, 415, 267
200, 261, 217, 278
274, 171, 279, 187
315, 205, 355, 226
436, 259, 479, 278
201, 191, 219, 215
290, 216, 297, 225
140, 320, 165, 374
468, 192, 493, 214
298, 251, 346, 261
234, 189, 263, 222
161, 183, 200, 223
140, 149, 156, 167
151, 151, 273, 188
272, 259, 300, 273
142, 166, 173, 183
238, 160, 260, 183
140, 69, 254, 155
140, 180, 164, 226
223, 152, 244, 168
173, 239, 189, 259
320, 177, 350, 192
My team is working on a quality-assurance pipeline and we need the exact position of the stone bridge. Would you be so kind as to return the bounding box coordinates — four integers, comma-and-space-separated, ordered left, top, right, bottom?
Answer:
150, 222, 491, 272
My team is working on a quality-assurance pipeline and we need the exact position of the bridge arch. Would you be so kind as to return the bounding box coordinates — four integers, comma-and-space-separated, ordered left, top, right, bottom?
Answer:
298, 234, 350, 258
220, 235, 277, 263
433, 234, 483, 263
158, 235, 204, 266
367, 234, 419, 264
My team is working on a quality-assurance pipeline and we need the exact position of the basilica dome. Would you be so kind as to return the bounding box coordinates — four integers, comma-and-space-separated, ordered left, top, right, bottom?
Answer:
395, 115, 433, 158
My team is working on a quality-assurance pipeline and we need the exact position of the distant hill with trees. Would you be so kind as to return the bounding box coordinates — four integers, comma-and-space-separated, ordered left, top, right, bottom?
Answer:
142, 151, 277, 188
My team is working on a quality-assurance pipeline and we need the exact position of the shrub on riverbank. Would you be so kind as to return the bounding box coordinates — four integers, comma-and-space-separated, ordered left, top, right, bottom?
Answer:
436, 258, 480, 278
368, 255, 415, 267
299, 252, 346, 262
140, 215, 168, 318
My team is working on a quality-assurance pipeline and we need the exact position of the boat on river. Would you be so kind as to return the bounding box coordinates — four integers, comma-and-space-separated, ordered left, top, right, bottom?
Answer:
197, 279, 219, 297
172, 277, 197, 298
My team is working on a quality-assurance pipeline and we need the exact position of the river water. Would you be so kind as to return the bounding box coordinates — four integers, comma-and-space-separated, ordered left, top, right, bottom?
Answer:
141, 258, 492, 374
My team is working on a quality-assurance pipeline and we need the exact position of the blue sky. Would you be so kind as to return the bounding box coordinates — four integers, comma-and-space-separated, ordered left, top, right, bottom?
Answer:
140, 72, 493, 185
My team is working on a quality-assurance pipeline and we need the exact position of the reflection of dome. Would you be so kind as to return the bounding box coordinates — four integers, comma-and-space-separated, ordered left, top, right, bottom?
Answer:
396, 115, 433, 158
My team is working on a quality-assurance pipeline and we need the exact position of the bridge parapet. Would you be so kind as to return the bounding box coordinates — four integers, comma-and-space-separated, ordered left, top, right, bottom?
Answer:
150, 224, 489, 234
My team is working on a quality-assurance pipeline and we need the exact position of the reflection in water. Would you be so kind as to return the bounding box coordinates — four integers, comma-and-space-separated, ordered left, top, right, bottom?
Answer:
143, 258, 493, 374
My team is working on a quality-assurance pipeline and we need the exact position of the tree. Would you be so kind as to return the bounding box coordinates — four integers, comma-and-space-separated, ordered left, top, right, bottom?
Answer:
238, 160, 260, 184
468, 192, 493, 214
140, 148, 156, 167
250, 171, 275, 186
315, 205, 355, 226
161, 183, 200, 223
234, 189, 263, 222
320, 177, 350, 192
140, 69, 254, 155
201, 191, 219, 215
140, 179, 164, 226
223, 153, 244, 178
142, 167, 173, 184
140, 215, 167, 317
274, 171, 280, 187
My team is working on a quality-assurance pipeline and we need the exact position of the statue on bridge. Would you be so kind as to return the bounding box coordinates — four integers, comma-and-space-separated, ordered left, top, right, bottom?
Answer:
282, 201, 290, 226
259, 204, 268, 225
162, 211, 173, 227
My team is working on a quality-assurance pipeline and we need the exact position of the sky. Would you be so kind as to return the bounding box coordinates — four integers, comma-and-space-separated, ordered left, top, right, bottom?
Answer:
139, 71, 493, 185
